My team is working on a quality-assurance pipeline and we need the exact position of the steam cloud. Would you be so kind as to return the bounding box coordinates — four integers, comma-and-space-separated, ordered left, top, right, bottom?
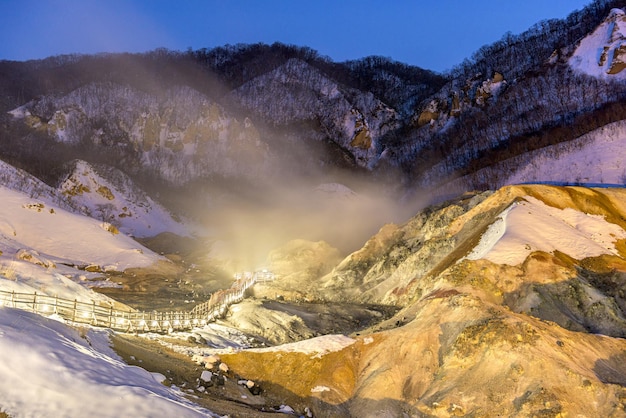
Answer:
202, 171, 426, 273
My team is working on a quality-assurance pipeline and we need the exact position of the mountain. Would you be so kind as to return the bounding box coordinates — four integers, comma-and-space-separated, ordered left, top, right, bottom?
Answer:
0, 153, 187, 238
221, 184, 626, 416
1, 2, 626, 207
0, 183, 165, 302
58, 159, 189, 237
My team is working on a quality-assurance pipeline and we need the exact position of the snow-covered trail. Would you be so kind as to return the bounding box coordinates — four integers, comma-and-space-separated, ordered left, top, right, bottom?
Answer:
0, 307, 219, 418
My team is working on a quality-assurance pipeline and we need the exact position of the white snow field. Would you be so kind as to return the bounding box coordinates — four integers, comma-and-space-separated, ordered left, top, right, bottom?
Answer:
0, 184, 167, 303
505, 121, 626, 187
465, 195, 626, 265
0, 307, 218, 418
0, 185, 162, 271
569, 8, 626, 79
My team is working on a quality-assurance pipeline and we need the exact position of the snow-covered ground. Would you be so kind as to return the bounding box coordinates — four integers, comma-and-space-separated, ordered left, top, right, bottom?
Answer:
194, 333, 355, 358
505, 121, 626, 186
465, 196, 626, 265
0, 182, 169, 305
0, 185, 162, 271
569, 8, 626, 78
0, 307, 218, 418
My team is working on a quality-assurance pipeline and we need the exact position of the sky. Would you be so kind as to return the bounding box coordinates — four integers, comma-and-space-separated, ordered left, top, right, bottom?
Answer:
0, 0, 592, 72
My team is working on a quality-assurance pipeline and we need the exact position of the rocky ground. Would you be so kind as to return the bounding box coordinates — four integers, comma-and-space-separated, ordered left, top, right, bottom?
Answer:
103, 185, 626, 417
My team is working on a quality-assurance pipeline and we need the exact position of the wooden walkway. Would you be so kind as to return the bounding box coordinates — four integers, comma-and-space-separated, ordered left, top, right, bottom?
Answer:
0, 270, 273, 333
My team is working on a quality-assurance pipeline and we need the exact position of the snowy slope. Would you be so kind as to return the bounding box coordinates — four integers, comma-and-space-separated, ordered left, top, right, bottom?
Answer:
0, 159, 72, 209
59, 160, 189, 237
504, 121, 626, 186
465, 195, 626, 266
0, 157, 190, 238
0, 185, 162, 270
0, 307, 216, 418
442, 120, 626, 197
0, 184, 167, 303
569, 8, 626, 78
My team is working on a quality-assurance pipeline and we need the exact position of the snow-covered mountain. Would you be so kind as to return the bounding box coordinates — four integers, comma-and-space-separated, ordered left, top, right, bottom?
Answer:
3, 4, 626, 198
0, 156, 188, 238
440, 119, 626, 196
59, 160, 188, 237
227, 58, 398, 168
9, 83, 273, 185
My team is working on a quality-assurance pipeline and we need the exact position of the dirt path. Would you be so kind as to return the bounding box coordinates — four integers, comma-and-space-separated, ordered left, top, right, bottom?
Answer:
110, 334, 294, 417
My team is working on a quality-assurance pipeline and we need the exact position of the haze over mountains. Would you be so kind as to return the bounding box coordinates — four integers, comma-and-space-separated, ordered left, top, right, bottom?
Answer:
2, 0, 626, 417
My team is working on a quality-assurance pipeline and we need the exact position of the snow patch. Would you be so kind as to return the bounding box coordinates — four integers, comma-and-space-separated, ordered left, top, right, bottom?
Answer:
569, 8, 626, 78
245, 334, 355, 358
465, 196, 626, 266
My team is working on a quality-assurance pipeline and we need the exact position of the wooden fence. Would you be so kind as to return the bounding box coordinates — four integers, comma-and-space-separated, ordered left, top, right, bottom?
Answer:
0, 270, 273, 333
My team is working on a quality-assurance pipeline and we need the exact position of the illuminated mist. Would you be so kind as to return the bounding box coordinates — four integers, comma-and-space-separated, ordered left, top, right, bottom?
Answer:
200, 173, 426, 273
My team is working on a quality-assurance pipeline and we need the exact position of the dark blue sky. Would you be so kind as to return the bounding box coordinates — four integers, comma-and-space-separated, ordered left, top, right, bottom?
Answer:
0, 0, 591, 72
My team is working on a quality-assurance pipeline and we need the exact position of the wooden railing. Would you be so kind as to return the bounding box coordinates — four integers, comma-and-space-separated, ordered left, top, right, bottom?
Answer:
0, 270, 273, 333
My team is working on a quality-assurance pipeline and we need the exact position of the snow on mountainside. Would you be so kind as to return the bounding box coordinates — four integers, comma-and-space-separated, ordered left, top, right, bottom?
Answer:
0, 159, 71, 209
570, 8, 626, 78
10, 83, 273, 184
442, 119, 626, 196
0, 308, 215, 418
0, 157, 189, 238
505, 120, 626, 186
0, 185, 165, 301
60, 160, 189, 237
465, 195, 626, 265
227, 58, 398, 167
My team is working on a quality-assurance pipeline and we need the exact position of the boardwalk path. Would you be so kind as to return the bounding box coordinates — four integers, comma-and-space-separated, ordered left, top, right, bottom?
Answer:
0, 270, 274, 333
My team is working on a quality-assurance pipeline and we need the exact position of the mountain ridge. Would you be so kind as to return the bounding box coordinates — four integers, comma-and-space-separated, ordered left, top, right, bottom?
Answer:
1, 1, 625, 205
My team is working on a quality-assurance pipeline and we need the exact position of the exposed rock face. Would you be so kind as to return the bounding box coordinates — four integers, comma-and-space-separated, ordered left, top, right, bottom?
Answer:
218, 185, 626, 417
227, 58, 398, 167
416, 99, 440, 127
59, 160, 187, 237
13, 83, 273, 185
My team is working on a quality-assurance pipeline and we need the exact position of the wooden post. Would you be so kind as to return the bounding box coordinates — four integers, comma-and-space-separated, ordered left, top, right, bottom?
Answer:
73, 299, 77, 322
